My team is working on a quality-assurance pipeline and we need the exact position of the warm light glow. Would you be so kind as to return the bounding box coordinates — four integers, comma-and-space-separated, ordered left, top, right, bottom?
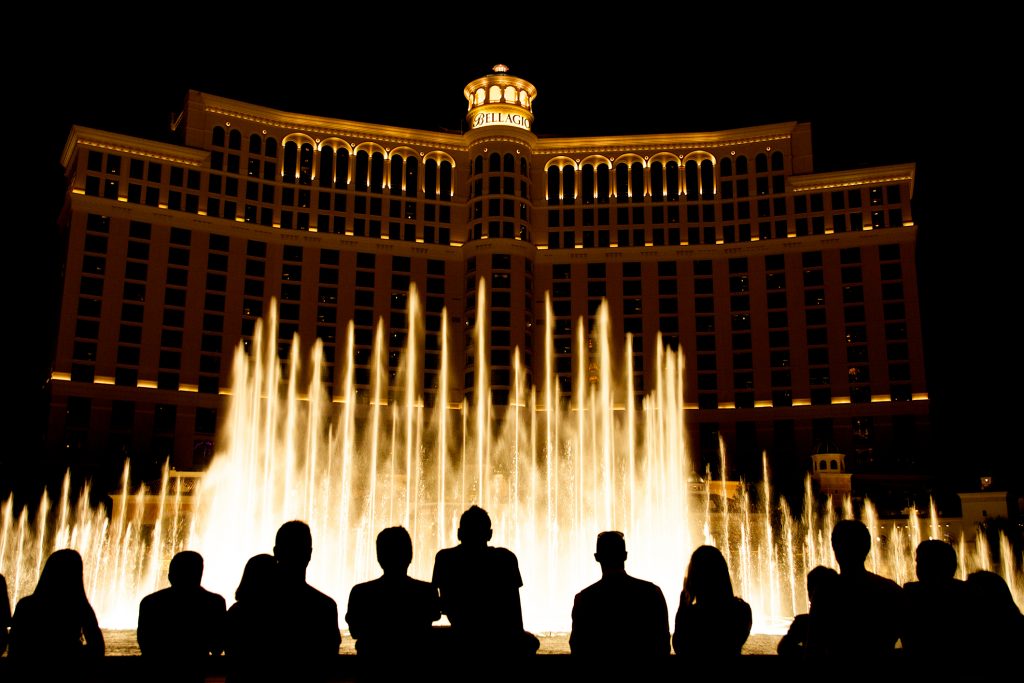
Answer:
137, 379, 158, 389
93, 376, 115, 385
719, 402, 736, 409
793, 398, 811, 406
50, 371, 71, 382
180, 384, 199, 393
831, 396, 851, 404
72, 188, 85, 195
754, 399, 772, 408
871, 395, 891, 403
912, 393, 929, 401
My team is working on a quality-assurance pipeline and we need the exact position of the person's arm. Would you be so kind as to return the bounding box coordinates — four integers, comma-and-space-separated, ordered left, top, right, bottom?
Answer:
136, 596, 149, 655
82, 602, 105, 658
1, 574, 10, 654
655, 587, 670, 656
209, 595, 227, 656
344, 586, 365, 640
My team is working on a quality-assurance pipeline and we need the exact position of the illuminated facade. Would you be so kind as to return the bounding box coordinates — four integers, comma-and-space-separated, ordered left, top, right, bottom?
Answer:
49, 66, 927, 487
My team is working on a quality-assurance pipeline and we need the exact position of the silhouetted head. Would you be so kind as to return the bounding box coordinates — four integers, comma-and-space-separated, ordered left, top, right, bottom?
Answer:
274, 520, 313, 576
915, 540, 957, 582
457, 506, 492, 547
34, 548, 87, 604
685, 545, 734, 603
830, 519, 871, 573
376, 526, 413, 575
235, 553, 277, 603
966, 570, 1022, 617
594, 531, 627, 571
805, 565, 840, 606
168, 550, 204, 589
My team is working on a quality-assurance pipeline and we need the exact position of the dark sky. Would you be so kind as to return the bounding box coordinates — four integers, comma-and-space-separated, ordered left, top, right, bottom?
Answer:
6, 17, 1017, 492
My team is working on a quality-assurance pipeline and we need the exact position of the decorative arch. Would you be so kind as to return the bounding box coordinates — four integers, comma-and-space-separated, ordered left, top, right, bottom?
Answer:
543, 156, 579, 173
682, 151, 717, 199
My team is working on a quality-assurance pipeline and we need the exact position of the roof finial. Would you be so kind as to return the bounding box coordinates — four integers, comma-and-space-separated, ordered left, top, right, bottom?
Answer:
492, 64, 509, 73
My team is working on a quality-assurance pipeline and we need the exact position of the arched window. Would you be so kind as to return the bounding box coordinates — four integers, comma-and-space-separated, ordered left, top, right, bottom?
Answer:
596, 165, 610, 202
830, 459, 838, 470
474, 155, 484, 175
336, 149, 348, 188
475, 88, 485, 105
369, 152, 384, 192
489, 153, 501, 172
755, 153, 768, 173
720, 158, 732, 177
520, 157, 528, 176
228, 129, 242, 150
615, 164, 629, 199
504, 153, 515, 173
249, 134, 262, 155
519, 90, 529, 108
424, 159, 437, 199
547, 167, 560, 204
319, 147, 334, 187
404, 157, 418, 197
685, 160, 699, 200
355, 151, 369, 191
735, 156, 748, 175
666, 162, 680, 201
265, 137, 278, 158
581, 165, 595, 205
650, 162, 664, 201
630, 162, 643, 200
700, 160, 715, 199
283, 141, 298, 183
439, 161, 453, 200
299, 143, 314, 184
504, 86, 516, 103
489, 85, 501, 102
390, 155, 404, 192
212, 126, 225, 147
562, 166, 575, 202
772, 151, 784, 171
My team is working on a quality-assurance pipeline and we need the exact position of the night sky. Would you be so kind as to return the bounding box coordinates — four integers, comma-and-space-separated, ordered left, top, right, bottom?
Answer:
5, 16, 1017, 497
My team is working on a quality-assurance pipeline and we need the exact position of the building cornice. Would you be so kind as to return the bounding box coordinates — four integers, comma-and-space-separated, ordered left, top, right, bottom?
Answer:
789, 163, 916, 194
194, 91, 468, 152
61, 126, 208, 170
532, 122, 803, 156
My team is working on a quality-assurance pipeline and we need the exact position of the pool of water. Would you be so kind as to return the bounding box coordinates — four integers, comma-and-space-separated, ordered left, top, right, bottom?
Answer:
100, 630, 782, 656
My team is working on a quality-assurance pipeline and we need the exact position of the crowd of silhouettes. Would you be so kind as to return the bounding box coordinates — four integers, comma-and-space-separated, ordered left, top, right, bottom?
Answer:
1, 511, 1022, 676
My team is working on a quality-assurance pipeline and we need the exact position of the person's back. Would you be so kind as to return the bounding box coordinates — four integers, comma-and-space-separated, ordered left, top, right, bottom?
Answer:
672, 545, 751, 659
346, 527, 440, 659
901, 540, 970, 659
272, 521, 341, 677
225, 554, 277, 683
8, 549, 104, 662
432, 506, 532, 657
823, 520, 903, 657
1, 573, 10, 656
138, 551, 227, 660
965, 570, 1024, 657
570, 531, 669, 659
777, 565, 839, 657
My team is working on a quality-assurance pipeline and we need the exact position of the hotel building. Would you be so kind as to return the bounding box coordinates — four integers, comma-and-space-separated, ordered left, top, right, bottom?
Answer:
49, 66, 928, 487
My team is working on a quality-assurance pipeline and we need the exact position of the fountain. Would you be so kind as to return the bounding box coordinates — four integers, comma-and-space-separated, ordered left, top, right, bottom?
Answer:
2, 285, 1022, 638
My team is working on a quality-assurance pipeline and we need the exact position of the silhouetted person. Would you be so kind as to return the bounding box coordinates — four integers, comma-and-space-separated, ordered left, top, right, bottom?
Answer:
272, 521, 341, 679
345, 526, 440, 660
1, 572, 10, 655
7, 549, 104, 662
901, 539, 970, 660
569, 531, 670, 659
225, 554, 278, 683
816, 519, 903, 657
777, 565, 839, 657
137, 550, 227, 682
431, 506, 538, 658
965, 570, 1024, 656
672, 545, 751, 658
